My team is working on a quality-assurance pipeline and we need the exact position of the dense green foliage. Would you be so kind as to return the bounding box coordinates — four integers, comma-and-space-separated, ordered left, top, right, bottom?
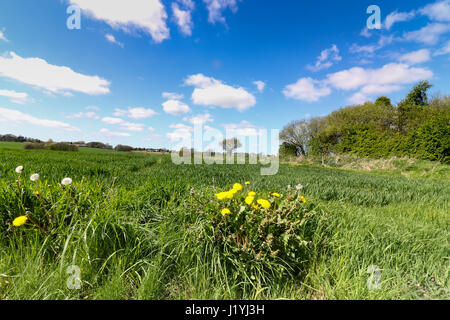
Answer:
24, 142, 79, 152
0, 144, 448, 299
280, 82, 450, 162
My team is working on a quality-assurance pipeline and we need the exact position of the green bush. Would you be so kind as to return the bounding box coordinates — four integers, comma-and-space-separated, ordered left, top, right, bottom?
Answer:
47, 143, 78, 152
114, 145, 133, 152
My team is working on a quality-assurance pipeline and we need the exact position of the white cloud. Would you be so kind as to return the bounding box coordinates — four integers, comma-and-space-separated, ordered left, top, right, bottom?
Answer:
360, 28, 372, 38
113, 107, 157, 119
420, 0, 450, 22
185, 74, 256, 111
66, 111, 100, 120
105, 34, 124, 47
0, 30, 8, 42
86, 105, 100, 111
307, 44, 342, 72
0, 89, 29, 104
327, 63, 433, 91
102, 117, 145, 132
398, 49, 431, 65
283, 77, 331, 102
0, 52, 110, 95
172, 2, 194, 36
99, 128, 131, 138
253, 80, 266, 93
350, 35, 395, 55
385, 10, 416, 30
183, 113, 214, 125
222, 120, 262, 137
434, 40, 450, 56
162, 99, 191, 115
203, 0, 239, 25
68, 0, 170, 43
166, 123, 193, 142
0, 107, 79, 131
162, 92, 184, 100
403, 23, 450, 45
148, 127, 155, 132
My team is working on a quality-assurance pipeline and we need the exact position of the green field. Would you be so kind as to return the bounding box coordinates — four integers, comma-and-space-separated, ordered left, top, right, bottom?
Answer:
0, 143, 448, 300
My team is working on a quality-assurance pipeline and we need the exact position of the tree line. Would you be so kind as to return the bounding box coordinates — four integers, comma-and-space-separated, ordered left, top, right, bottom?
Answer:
279, 81, 449, 163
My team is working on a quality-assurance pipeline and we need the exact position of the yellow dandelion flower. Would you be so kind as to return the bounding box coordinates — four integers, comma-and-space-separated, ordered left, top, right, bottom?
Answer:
245, 181, 250, 185
248, 191, 256, 196
252, 204, 260, 210
13, 216, 28, 227
300, 196, 307, 203
221, 208, 231, 216
233, 183, 243, 191
225, 192, 234, 199
245, 196, 254, 205
229, 188, 238, 194
271, 192, 280, 198
34, 191, 40, 197
215, 192, 228, 200
257, 199, 271, 209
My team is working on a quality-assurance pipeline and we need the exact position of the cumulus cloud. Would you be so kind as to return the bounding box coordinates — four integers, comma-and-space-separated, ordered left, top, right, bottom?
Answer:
419, 0, 450, 22
185, 74, 256, 111
253, 80, 266, 93
307, 44, 342, 72
0, 107, 79, 131
203, 0, 239, 25
113, 107, 157, 119
0, 89, 29, 104
66, 111, 100, 120
162, 92, 184, 100
0, 52, 110, 95
105, 34, 124, 47
99, 128, 131, 137
162, 99, 191, 115
222, 120, 262, 137
403, 23, 450, 45
102, 117, 145, 132
68, 0, 170, 43
398, 49, 431, 65
166, 123, 193, 142
284, 63, 433, 103
172, 2, 194, 36
350, 35, 395, 55
384, 10, 416, 30
283, 77, 331, 102
183, 113, 214, 125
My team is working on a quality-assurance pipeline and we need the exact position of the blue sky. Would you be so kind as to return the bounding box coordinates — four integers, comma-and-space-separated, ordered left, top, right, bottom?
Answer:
0, 0, 449, 150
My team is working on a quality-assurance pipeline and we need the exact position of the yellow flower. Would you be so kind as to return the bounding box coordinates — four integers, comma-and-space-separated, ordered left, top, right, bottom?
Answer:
252, 204, 260, 210
225, 192, 234, 199
221, 208, 231, 216
300, 196, 307, 203
257, 199, 271, 209
233, 183, 243, 191
248, 191, 256, 197
34, 191, 40, 197
229, 188, 238, 194
13, 216, 28, 227
215, 192, 228, 200
245, 181, 250, 185
271, 192, 280, 198
245, 196, 254, 205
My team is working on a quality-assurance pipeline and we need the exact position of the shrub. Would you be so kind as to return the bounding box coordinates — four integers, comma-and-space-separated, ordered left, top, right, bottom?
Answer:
114, 145, 134, 152
47, 143, 78, 152
24, 143, 46, 150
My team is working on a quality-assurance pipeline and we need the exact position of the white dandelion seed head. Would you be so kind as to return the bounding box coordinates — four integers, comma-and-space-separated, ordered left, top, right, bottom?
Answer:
296, 184, 304, 190
15, 166, 24, 173
61, 177, 72, 186
30, 173, 40, 182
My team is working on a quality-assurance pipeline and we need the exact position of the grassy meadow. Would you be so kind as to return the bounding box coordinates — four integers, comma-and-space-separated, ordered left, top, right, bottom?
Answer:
0, 142, 448, 300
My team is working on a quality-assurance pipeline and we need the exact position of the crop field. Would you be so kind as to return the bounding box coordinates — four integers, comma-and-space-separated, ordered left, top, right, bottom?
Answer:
0, 143, 448, 300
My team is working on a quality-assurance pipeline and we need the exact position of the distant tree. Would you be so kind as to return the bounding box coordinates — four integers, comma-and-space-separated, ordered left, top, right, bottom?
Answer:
114, 145, 133, 152
403, 80, 432, 106
279, 120, 310, 156
220, 138, 242, 156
